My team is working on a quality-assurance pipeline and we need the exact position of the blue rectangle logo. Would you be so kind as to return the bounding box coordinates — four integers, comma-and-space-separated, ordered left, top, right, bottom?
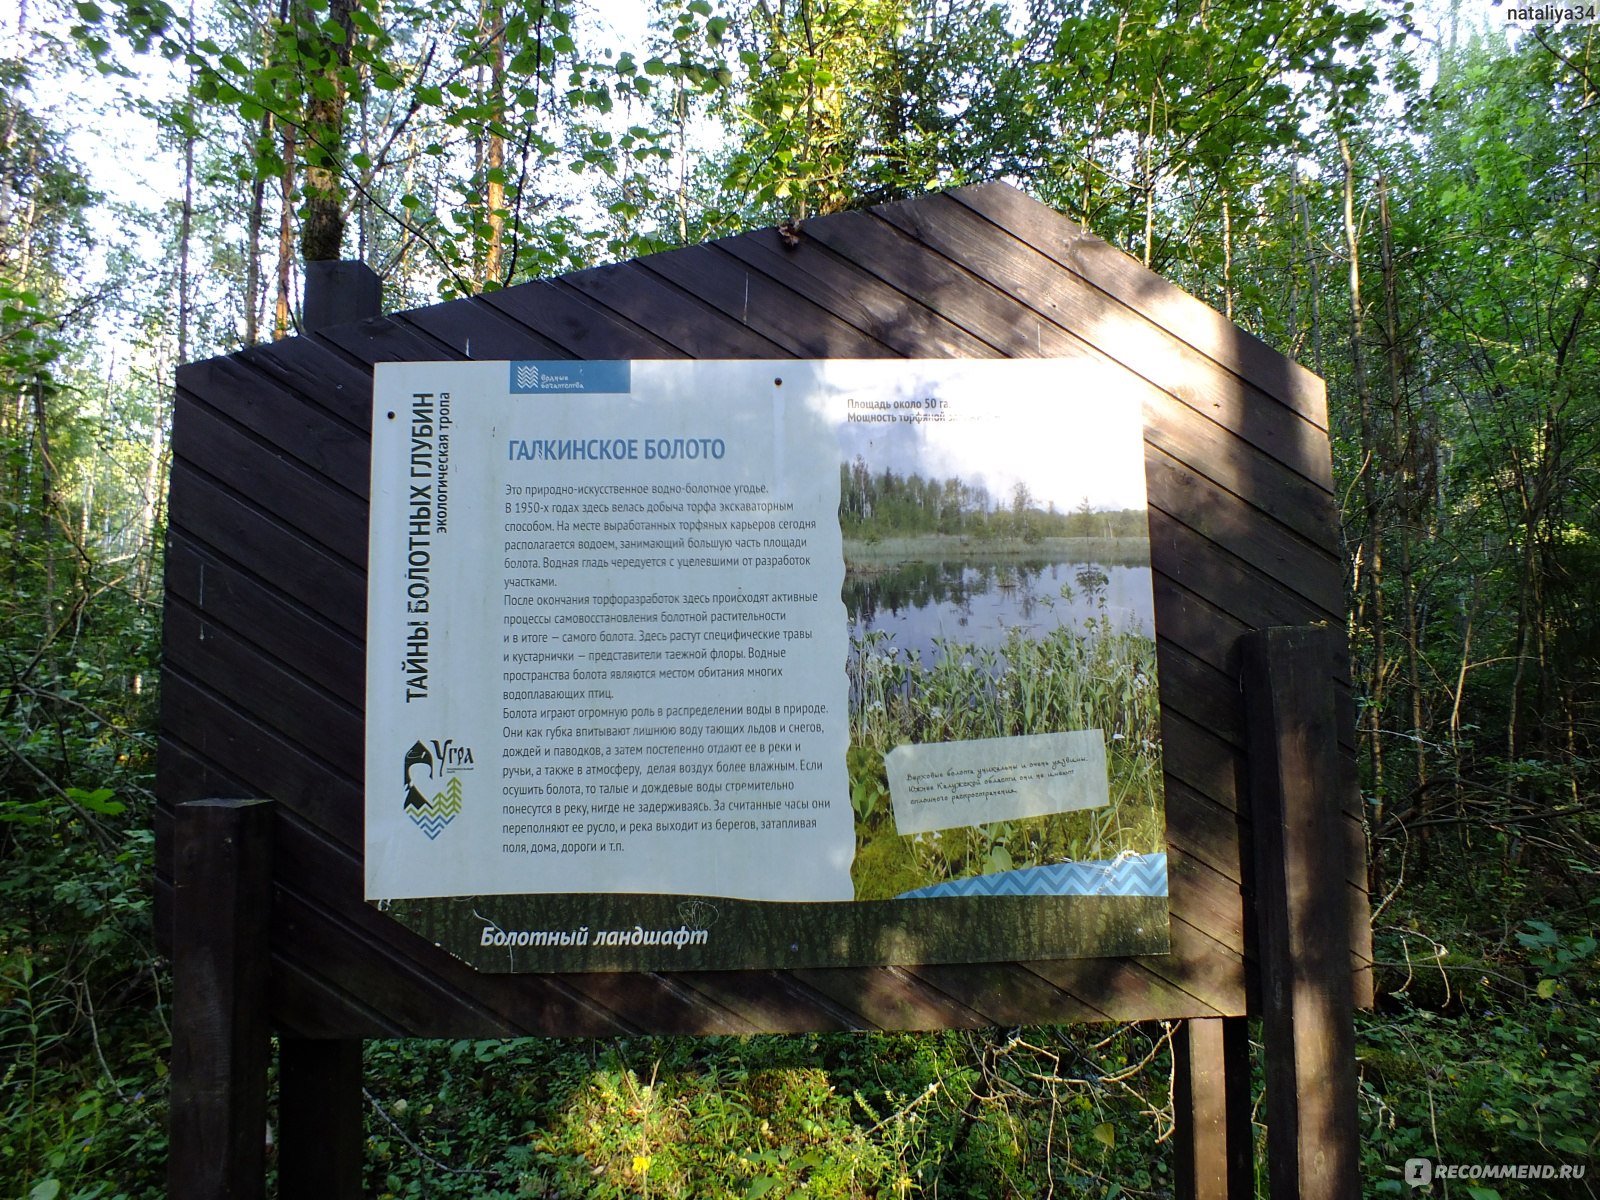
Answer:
509, 360, 631, 395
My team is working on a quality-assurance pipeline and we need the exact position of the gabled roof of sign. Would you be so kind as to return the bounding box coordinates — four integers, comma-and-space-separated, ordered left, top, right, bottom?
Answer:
210, 181, 1324, 436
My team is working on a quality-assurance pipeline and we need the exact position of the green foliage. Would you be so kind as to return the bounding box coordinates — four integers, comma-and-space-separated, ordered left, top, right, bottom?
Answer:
1360, 906, 1599, 1195
361, 1026, 1177, 1197
7, 4, 1600, 1198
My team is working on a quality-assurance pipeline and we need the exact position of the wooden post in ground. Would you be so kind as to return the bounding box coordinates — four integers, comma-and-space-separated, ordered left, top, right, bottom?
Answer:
169, 798, 276, 1200
279, 1038, 365, 1197
270, 259, 380, 1197
1173, 1015, 1254, 1199
1241, 626, 1361, 1199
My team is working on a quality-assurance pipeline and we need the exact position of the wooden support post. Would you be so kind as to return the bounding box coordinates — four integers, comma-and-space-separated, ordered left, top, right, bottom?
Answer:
1241, 627, 1361, 1200
170, 798, 275, 1200
303, 260, 382, 332
1173, 1016, 1254, 1199
279, 1038, 365, 1198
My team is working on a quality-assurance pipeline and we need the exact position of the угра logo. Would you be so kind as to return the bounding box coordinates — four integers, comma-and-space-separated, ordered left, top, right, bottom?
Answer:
403, 738, 472, 839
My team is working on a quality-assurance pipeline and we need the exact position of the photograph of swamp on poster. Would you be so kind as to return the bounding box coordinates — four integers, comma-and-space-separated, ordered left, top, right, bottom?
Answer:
833, 363, 1168, 916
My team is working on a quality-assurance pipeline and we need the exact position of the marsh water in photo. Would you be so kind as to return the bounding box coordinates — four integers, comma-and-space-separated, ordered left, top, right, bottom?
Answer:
845, 552, 1155, 669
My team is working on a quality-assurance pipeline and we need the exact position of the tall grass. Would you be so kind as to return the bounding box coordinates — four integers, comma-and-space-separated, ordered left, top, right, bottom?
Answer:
847, 612, 1164, 901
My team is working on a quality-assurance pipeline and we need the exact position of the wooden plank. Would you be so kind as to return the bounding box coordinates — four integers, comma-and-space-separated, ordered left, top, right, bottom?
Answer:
177, 357, 369, 496
167, 460, 366, 636
1241, 628, 1361, 1200
164, 598, 362, 785
1146, 448, 1342, 621
265, 822, 653, 1038
1143, 394, 1338, 552
1028, 917, 1248, 1019
1165, 778, 1246, 884
1165, 708, 1366, 894
877, 194, 1334, 491
1173, 1016, 1253, 1200
166, 535, 364, 708
400, 296, 568, 360
1150, 514, 1351, 672
170, 399, 367, 566
948, 183, 1328, 428
1157, 641, 1244, 748
483, 280, 683, 359
1021, 954, 1229, 1022
169, 798, 275, 1200
1162, 710, 1245, 816
787, 965, 989, 1030
905, 961, 1112, 1025
273, 889, 523, 1037
562, 260, 790, 357
716, 229, 995, 358
552, 972, 761, 1036
671, 970, 863, 1034
234, 339, 377, 431
641, 244, 892, 359
278, 1038, 363, 1200
315, 312, 461, 369
160, 672, 362, 846
167, 781, 731, 1039
801, 210, 1343, 584
1168, 849, 1245, 956
1151, 531, 1360, 761
799, 210, 1042, 358
270, 953, 408, 1039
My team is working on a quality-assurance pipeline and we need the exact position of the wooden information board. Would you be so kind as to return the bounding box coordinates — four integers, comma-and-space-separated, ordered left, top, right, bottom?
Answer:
158, 182, 1370, 1199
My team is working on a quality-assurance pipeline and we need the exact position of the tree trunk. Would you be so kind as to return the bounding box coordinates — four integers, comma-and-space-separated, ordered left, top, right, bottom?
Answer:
299, 0, 358, 263
1378, 173, 1427, 807
275, 119, 296, 337
1341, 137, 1385, 827
483, 0, 505, 284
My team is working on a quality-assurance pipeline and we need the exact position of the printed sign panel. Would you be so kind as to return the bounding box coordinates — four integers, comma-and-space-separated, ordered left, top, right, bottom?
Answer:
366, 360, 1168, 971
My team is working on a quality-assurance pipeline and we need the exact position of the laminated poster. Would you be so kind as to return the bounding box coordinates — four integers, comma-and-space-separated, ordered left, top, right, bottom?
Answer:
365, 360, 1169, 971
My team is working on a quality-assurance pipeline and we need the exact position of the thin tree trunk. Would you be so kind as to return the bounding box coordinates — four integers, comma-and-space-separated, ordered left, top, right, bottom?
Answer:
1296, 165, 1325, 377
299, 0, 357, 262
1342, 137, 1385, 825
484, 0, 505, 284
177, 0, 195, 366
1221, 189, 1233, 322
1379, 173, 1427, 804
276, 121, 296, 338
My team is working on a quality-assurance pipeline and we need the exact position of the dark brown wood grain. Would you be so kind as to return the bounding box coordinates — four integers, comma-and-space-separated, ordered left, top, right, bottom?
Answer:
947, 184, 1328, 430
641, 243, 892, 359
278, 1038, 363, 1199
1174, 1016, 1254, 1200
874, 194, 1333, 486
1242, 628, 1363, 1199
482, 279, 683, 359
157, 182, 1369, 1046
169, 798, 275, 1200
